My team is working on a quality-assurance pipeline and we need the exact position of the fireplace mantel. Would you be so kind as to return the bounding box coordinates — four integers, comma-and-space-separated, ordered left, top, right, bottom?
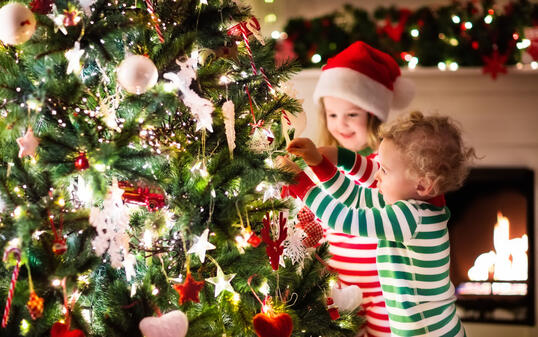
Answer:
289, 66, 538, 337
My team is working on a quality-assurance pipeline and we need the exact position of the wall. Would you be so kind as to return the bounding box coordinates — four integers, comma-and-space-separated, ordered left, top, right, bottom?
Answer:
289, 67, 538, 337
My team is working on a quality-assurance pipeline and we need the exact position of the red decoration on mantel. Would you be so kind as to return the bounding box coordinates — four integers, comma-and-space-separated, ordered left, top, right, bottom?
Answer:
173, 272, 205, 305
50, 322, 85, 337
261, 212, 287, 271
74, 152, 89, 171
379, 9, 411, 42
252, 312, 293, 337
482, 49, 508, 80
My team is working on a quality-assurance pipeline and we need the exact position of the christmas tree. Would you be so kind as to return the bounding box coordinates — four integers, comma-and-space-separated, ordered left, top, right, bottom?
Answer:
0, 0, 362, 336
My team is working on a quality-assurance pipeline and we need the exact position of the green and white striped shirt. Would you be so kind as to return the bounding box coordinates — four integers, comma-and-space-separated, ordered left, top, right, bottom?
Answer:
289, 157, 466, 337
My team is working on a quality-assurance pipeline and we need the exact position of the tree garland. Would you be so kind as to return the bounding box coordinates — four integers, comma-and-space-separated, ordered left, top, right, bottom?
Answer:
279, 0, 538, 78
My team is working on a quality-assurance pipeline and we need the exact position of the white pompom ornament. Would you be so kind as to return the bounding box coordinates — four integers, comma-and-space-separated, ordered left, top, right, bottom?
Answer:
0, 3, 36, 45
139, 310, 189, 337
330, 283, 363, 312
117, 55, 158, 94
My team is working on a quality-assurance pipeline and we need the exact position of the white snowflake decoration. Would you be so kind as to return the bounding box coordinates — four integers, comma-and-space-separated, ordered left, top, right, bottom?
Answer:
283, 222, 307, 265
163, 51, 214, 132
89, 180, 132, 269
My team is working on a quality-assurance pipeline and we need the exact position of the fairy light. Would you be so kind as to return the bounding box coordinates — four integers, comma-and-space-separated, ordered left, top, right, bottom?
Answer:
311, 54, 322, 64
13, 206, 23, 218
151, 285, 159, 295
20, 319, 30, 335
52, 279, 61, 287
408, 56, 419, 69
464, 22, 473, 29
410, 29, 419, 38
264, 14, 277, 23
484, 15, 493, 24
531, 62, 538, 69
57, 197, 65, 207
517, 39, 531, 49
449, 62, 459, 71
438, 62, 447, 71
231, 292, 241, 305
271, 30, 281, 39
449, 38, 459, 46
451, 15, 461, 24
143, 229, 153, 249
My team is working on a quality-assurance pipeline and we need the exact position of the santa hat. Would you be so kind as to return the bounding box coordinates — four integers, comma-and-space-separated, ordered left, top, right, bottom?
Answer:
313, 41, 415, 122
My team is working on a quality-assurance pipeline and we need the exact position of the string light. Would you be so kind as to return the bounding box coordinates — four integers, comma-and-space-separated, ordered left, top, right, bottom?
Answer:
451, 15, 461, 24
311, 54, 322, 64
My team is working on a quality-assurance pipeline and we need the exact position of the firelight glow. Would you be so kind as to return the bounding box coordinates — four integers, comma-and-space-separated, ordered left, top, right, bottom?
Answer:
467, 212, 528, 281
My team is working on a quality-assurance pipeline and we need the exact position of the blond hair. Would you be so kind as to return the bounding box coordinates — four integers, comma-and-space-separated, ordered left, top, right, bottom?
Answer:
317, 105, 382, 150
381, 111, 477, 195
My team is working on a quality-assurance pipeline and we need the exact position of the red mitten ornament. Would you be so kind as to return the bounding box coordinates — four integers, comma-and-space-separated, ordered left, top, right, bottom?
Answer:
298, 220, 323, 248
50, 322, 85, 337
252, 312, 293, 337
296, 206, 315, 223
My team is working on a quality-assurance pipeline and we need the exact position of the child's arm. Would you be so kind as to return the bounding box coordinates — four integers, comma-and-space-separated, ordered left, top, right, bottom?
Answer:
289, 138, 379, 208
288, 171, 420, 242
310, 155, 381, 209
318, 146, 380, 188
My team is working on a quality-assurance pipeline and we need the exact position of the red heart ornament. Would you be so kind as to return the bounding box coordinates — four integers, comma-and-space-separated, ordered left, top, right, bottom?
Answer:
50, 322, 85, 337
252, 312, 293, 337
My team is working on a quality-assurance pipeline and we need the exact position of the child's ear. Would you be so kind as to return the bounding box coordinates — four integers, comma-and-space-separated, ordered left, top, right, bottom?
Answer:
416, 177, 436, 198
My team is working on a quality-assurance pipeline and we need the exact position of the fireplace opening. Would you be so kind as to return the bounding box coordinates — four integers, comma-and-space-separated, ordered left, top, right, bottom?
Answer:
445, 168, 535, 325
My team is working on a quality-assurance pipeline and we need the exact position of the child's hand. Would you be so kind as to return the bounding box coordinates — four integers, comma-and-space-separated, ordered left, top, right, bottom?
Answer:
276, 156, 302, 174
317, 146, 338, 165
287, 138, 323, 166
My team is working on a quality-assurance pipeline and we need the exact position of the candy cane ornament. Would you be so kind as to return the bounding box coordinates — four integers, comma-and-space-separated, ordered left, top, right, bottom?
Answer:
145, 0, 165, 43
1, 247, 22, 328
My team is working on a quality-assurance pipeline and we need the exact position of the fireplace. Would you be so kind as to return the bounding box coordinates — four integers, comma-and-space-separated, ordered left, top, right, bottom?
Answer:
445, 168, 535, 325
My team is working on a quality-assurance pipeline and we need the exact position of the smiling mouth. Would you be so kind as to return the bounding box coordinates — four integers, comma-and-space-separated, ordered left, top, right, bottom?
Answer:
338, 132, 355, 139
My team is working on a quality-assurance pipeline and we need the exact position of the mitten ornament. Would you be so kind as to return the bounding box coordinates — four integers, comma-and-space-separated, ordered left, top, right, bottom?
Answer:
296, 206, 323, 248
139, 310, 189, 337
50, 322, 85, 337
252, 312, 293, 337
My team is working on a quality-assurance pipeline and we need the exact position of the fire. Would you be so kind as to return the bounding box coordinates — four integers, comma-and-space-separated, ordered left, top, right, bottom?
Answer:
467, 212, 528, 281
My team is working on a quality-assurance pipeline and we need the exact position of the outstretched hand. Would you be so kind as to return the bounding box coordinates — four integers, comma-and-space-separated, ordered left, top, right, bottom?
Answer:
276, 155, 302, 174
287, 138, 323, 166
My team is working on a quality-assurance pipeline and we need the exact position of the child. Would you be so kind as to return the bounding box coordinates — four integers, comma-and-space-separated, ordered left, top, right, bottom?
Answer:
308, 41, 414, 337
283, 111, 474, 336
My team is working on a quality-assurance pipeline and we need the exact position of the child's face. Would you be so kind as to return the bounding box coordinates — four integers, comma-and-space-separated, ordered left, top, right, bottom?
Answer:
323, 96, 369, 152
375, 139, 420, 204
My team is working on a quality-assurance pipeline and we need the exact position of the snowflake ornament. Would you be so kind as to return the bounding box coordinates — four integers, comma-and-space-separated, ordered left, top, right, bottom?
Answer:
89, 180, 131, 269
283, 222, 307, 265
163, 51, 214, 132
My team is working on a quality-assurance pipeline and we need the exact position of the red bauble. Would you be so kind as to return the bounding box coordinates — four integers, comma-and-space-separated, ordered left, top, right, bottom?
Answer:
52, 238, 67, 255
252, 312, 293, 337
74, 153, 89, 171
173, 272, 205, 305
29, 0, 53, 14
50, 322, 85, 337
26, 291, 44, 320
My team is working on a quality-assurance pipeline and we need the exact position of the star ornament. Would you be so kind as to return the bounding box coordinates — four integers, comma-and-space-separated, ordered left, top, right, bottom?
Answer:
482, 49, 508, 80
173, 272, 205, 305
17, 128, 39, 158
187, 228, 215, 263
206, 265, 235, 297
65, 42, 85, 75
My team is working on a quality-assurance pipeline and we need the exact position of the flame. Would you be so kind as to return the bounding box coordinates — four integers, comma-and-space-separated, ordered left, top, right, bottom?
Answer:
467, 212, 528, 281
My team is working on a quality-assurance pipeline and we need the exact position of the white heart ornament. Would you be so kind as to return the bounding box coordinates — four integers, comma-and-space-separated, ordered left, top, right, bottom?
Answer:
330, 284, 363, 312
139, 310, 188, 337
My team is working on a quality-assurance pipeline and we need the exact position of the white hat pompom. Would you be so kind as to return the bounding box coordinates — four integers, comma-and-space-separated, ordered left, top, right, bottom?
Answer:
391, 76, 415, 110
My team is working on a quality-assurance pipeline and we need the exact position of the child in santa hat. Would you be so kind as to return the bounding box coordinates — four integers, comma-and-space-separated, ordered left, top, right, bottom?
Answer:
307, 41, 414, 337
